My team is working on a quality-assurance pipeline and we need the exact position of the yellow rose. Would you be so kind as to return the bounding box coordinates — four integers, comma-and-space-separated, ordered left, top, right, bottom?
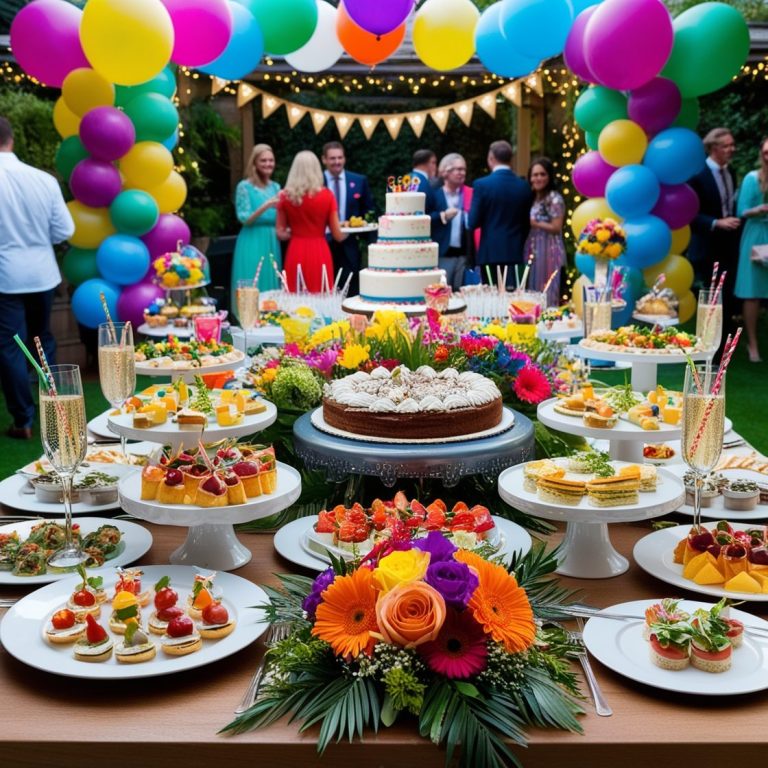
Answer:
481, 323, 506, 340
338, 343, 370, 369
375, 581, 446, 648
262, 368, 277, 384
595, 228, 610, 242
373, 549, 430, 593
604, 243, 621, 259
163, 272, 180, 287
371, 309, 406, 328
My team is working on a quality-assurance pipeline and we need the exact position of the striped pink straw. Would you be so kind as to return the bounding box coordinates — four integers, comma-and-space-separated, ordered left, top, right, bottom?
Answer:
710, 262, 719, 293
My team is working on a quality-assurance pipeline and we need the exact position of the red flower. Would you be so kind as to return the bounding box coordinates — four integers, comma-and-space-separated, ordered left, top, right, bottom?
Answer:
433, 345, 449, 362
419, 608, 487, 679
513, 365, 551, 404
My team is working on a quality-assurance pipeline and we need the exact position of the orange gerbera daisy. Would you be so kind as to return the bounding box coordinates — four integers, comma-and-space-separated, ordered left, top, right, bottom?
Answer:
311, 567, 379, 658
454, 550, 535, 653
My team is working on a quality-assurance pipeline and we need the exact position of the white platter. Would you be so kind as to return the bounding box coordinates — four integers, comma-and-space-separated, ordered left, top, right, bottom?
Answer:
633, 523, 768, 602
341, 295, 467, 318
137, 322, 194, 339
340, 224, 378, 234
537, 320, 584, 341
0, 517, 153, 585
0, 565, 269, 679
20, 445, 157, 475
632, 313, 680, 327
582, 599, 768, 695
576, 341, 710, 364
273, 515, 532, 572
135, 350, 246, 379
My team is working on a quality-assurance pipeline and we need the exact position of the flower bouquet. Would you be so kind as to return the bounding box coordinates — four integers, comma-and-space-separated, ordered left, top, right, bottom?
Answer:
576, 218, 627, 288
152, 243, 209, 289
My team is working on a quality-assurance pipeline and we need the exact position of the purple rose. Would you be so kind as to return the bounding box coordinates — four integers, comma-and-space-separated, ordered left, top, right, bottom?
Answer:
425, 560, 478, 610
302, 567, 335, 619
412, 531, 457, 562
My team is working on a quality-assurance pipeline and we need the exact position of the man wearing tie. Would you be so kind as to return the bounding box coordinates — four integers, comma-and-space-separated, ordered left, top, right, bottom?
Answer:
321, 141, 374, 297
410, 149, 438, 214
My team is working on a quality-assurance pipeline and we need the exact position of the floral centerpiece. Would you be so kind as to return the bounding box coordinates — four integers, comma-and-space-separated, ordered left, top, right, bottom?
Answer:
576, 217, 627, 288
152, 243, 209, 289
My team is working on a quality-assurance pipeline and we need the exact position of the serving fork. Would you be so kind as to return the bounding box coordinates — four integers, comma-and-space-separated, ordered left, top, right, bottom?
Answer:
570, 617, 612, 717
234, 621, 292, 714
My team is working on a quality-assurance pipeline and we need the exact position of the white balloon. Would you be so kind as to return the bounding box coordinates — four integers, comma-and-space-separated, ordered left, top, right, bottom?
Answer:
285, 0, 342, 72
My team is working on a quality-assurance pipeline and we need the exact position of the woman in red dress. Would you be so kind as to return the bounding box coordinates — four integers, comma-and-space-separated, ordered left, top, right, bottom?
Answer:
276, 150, 346, 292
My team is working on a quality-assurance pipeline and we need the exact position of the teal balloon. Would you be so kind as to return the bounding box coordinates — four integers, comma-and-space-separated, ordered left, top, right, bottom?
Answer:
673, 98, 700, 130
574, 86, 627, 133
122, 92, 178, 143
110, 189, 160, 236
115, 66, 177, 107
662, 3, 750, 98
55, 136, 89, 182
244, 0, 317, 55
62, 246, 99, 286
585, 130, 599, 151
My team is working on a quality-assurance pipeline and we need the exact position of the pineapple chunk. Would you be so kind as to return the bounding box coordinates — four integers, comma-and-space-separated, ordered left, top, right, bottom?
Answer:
725, 571, 762, 593
662, 406, 682, 425
683, 551, 718, 580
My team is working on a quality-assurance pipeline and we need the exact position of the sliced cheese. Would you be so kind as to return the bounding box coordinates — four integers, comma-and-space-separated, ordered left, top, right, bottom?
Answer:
693, 561, 726, 585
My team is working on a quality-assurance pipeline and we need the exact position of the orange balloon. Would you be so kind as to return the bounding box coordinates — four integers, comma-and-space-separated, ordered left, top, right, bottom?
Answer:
336, 4, 405, 66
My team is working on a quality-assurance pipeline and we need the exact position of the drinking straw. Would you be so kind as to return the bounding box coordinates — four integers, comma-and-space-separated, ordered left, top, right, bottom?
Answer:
714, 327, 741, 395
501, 265, 508, 291
340, 271, 354, 299
34, 335, 73, 440
701, 270, 728, 344
333, 268, 343, 291
683, 353, 703, 395
296, 263, 306, 293
710, 262, 719, 293
520, 262, 530, 291
515, 264, 520, 288
321, 264, 329, 294
99, 292, 116, 344
485, 264, 493, 286
712, 270, 727, 305
12, 334, 47, 387
651, 273, 665, 293
253, 255, 264, 287
543, 269, 558, 295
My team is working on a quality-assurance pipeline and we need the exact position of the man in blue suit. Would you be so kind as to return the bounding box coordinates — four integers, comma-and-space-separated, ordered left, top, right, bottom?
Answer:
322, 141, 375, 296
410, 148, 438, 214
468, 140, 533, 287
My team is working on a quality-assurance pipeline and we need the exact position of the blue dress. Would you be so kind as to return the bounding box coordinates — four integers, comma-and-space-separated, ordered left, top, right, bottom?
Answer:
735, 171, 768, 300
231, 179, 281, 299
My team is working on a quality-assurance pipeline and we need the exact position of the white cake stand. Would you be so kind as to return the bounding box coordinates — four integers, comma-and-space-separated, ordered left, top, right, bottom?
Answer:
342, 295, 467, 317
137, 323, 194, 339
497, 463, 685, 579
118, 463, 302, 570
135, 352, 246, 383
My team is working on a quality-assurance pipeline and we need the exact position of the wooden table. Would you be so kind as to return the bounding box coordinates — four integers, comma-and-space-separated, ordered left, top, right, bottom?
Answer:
1, 519, 767, 767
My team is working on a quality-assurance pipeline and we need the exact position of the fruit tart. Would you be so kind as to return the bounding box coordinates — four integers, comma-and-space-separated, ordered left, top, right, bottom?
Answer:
115, 622, 157, 664
198, 599, 236, 640
73, 614, 114, 663
157, 467, 187, 504
141, 464, 166, 500
231, 460, 261, 497
195, 474, 229, 508
161, 615, 202, 656
219, 470, 246, 506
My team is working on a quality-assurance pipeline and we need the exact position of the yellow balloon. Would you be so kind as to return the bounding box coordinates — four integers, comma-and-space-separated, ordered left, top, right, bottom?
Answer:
120, 141, 174, 189
62, 68, 115, 117
412, 0, 480, 71
148, 170, 187, 213
669, 225, 691, 256
643, 254, 694, 295
571, 274, 592, 318
598, 119, 648, 166
570, 197, 618, 239
677, 289, 697, 323
53, 97, 80, 139
67, 201, 116, 249
80, 0, 173, 86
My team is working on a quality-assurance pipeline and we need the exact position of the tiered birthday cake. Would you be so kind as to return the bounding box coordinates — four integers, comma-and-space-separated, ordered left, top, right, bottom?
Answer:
358, 191, 444, 304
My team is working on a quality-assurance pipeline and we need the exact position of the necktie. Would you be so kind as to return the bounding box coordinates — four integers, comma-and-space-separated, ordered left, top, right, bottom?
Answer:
332, 175, 342, 220
719, 167, 731, 217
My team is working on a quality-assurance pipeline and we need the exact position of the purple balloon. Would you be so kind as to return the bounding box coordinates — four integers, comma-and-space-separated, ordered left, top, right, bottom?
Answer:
69, 159, 122, 208
571, 151, 617, 198
140, 214, 191, 258
10, 0, 89, 88
628, 77, 682, 136
163, 0, 233, 67
79, 107, 136, 162
584, 0, 674, 91
564, 6, 598, 82
345, 0, 415, 36
651, 183, 699, 229
117, 281, 166, 328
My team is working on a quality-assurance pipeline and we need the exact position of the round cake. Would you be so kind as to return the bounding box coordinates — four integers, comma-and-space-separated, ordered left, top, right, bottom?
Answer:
322, 365, 503, 439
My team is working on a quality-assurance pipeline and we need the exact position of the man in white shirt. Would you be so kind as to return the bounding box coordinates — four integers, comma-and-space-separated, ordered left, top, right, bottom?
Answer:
0, 116, 74, 438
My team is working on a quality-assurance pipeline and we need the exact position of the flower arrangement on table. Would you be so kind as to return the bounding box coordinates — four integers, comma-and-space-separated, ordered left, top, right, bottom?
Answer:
222, 532, 583, 767
152, 244, 209, 288
576, 218, 627, 261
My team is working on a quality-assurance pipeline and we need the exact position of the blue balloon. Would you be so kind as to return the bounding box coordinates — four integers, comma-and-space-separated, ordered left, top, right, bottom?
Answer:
96, 235, 150, 286
71, 278, 121, 329
612, 266, 644, 326
605, 164, 661, 219
572, 0, 601, 12
198, 2, 264, 81
500, 0, 574, 61
161, 129, 179, 151
643, 127, 706, 185
616, 215, 672, 270
475, 4, 540, 77
575, 252, 595, 280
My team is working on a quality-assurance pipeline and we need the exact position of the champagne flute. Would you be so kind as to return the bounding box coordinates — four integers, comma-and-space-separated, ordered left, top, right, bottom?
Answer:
681, 363, 725, 531
98, 322, 136, 458
696, 289, 723, 355
40, 364, 88, 569
236, 280, 260, 355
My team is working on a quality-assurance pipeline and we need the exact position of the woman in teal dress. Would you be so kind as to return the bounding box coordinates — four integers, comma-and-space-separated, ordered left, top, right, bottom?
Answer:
735, 136, 768, 363
231, 143, 281, 304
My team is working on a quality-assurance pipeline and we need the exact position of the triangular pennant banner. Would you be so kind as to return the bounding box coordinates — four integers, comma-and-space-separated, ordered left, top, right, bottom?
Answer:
287, 104, 307, 128
501, 82, 522, 107
384, 115, 404, 140
237, 83, 258, 108
406, 113, 426, 138
211, 77, 229, 96
476, 93, 497, 119
311, 111, 331, 134
261, 93, 282, 118
429, 108, 450, 132
526, 73, 543, 97
359, 115, 380, 140
454, 101, 474, 127
334, 113, 354, 139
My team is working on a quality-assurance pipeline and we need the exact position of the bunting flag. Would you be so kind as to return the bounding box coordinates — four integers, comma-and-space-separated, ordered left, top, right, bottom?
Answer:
237, 82, 258, 108
359, 115, 380, 140
384, 114, 405, 140
211, 77, 229, 96
476, 92, 497, 119
406, 113, 426, 138
454, 101, 474, 127
334, 113, 353, 139
286, 104, 307, 127
430, 108, 450, 132
311, 110, 331, 134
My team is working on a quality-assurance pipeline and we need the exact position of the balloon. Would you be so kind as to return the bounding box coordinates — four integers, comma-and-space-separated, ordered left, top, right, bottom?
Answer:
62, 68, 115, 117
474, 3, 540, 78
53, 98, 80, 139
67, 200, 116, 249
585, 131, 599, 151
245, 0, 318, 56
674, 98, 700, 130
115, 67, 177, 107
71, 278, 121, 329
571, 273, 592, 317
571, 197, 618, 239
55, 137, 89, 182
161, 130, 179, 152
96, 234, 151, 285
336, 5, 406, 67
146, 171, 188, 213
141, 214, 191, 257
69, 159, 123, 208
575, 252, 595, 281
572, 152, 616, 198
573, 86, 627, 134
122, 93, 178, 143
80, 0, 174, 86
572, 0, 599, 12
500, 0, 573, 61
617, 215, 671, 270
651, 184, 699, 230
412, 0, 480, 71
285, 1, 342, 73
643, 253, 694, 295
613, 266, 645, 327
117, 282, 166, 327
643, 127, 706, 185
585, 0, 673, 91
677, 289, 697, 323
198, 2, 264, 79
670, 225, 691, 256
598, 120, 648, 167
110, 189, 161, 236
10, 0, 89, 87
662, 3, 750, 98
120, 142, 174, 189
344, 0, 413, 35
79, 106, 136, 162
627, 77, 681, 136
62, 247, 100, 287
605, 164, 661, 219
163, 0, 232, 67
564, 6, 598, 82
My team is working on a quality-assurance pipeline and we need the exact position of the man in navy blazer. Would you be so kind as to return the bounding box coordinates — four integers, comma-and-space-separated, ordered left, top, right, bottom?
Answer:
322, 141, 374, 296
410, 148, 438, 214
468, 140, 533, 286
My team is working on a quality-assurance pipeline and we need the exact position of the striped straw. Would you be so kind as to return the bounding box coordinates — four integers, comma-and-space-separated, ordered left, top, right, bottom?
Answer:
33, 336, 56, 394
713, 327, 741, 395
710, 262, 719, 293
99, 292, 116, 344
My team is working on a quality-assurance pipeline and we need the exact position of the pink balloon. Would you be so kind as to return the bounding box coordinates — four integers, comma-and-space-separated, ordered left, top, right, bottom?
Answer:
628, 77, 682, 136
651, 183, 699, 229
162, 0, 233, 67
10, 0, 89, 87
584, 0, 673, 91
571, 151, 617, 198
563, 6, 598, 82
140, 214, 191, 258
117, 281, 166, 328
69, 159, 122, 207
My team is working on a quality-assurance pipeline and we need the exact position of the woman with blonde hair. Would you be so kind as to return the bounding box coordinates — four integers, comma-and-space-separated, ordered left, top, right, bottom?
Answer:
277, 150, 345, 292
232, 143, 281, 298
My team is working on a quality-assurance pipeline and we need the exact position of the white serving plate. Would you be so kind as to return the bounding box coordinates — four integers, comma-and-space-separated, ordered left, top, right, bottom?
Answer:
135, 350, 246, 378
340, 224, 378, 234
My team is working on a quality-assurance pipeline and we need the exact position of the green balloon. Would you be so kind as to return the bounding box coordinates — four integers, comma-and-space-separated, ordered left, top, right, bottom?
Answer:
115, 66, 177, 108
574, 86, 627, 134
662, 3, 750, 98
110, 190, 160, 236
55, 136, 89, 182
585, 130, 599, 151
123, 93, 178, 143
62, 247, 99, 287
673, 98, 700, 130
245, 0, 317, 56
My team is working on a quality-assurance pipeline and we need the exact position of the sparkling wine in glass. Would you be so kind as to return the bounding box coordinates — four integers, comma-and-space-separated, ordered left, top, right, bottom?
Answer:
40, 364, 88, 568
696, 289, 723, 354
98, 322, 136, 458
236, 280, 260, 354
